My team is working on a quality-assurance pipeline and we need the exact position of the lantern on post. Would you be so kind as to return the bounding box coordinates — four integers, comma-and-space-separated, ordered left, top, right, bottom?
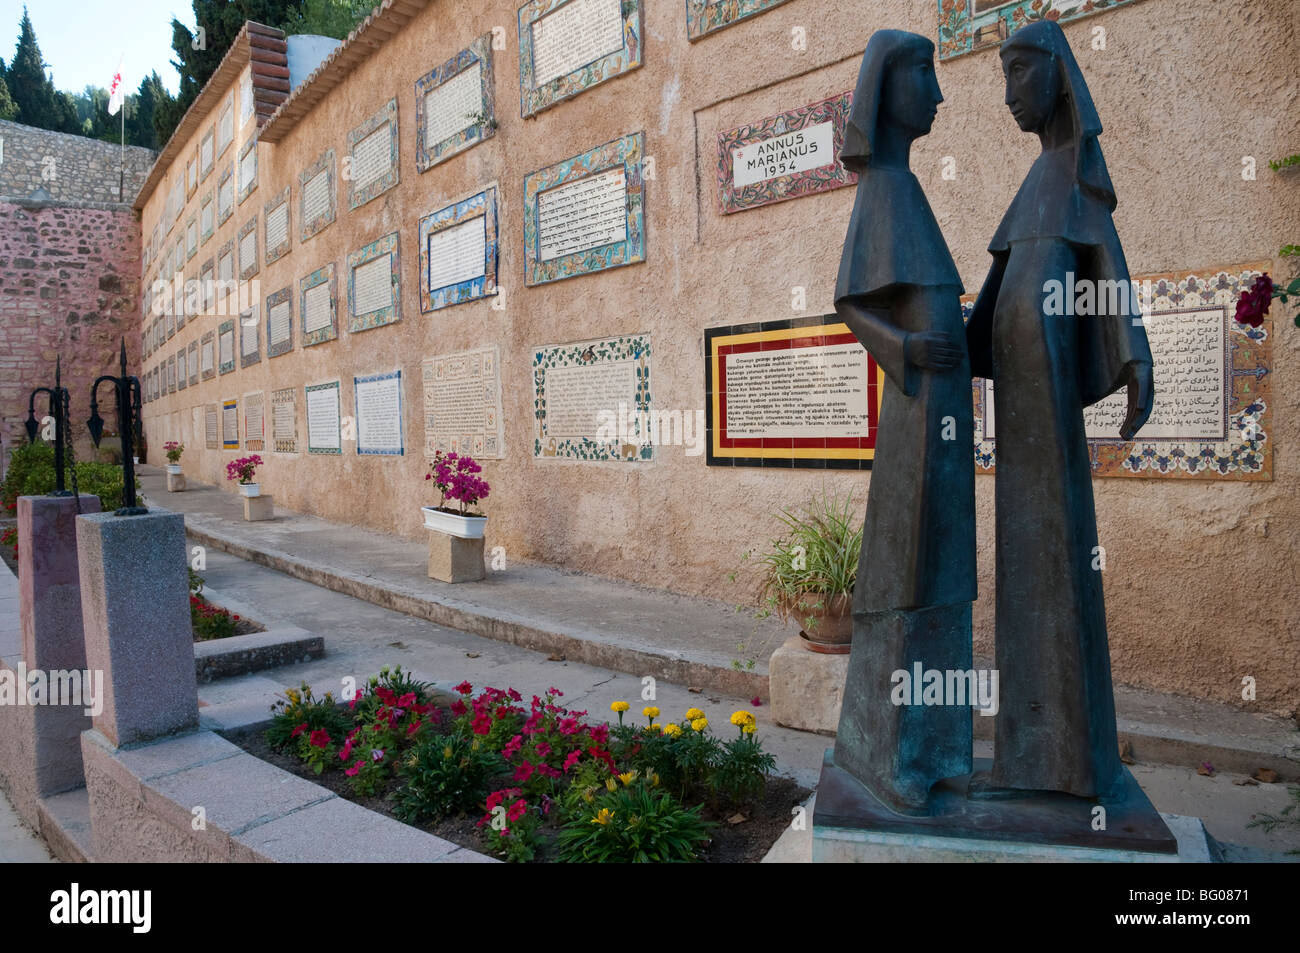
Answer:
88, 339, 146, 515
25, 356, 72, 496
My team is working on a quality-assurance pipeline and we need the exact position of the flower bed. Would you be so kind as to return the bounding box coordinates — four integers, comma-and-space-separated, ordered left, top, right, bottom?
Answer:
222, 667, 808, 863
189, 567, 264, 641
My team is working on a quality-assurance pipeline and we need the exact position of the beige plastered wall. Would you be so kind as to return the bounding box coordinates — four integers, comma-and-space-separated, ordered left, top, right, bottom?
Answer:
138, 0, 1300, 716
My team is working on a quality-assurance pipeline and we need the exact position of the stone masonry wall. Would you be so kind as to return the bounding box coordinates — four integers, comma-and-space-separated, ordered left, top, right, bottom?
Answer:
0, 119, 156, 204
0, 200, 142, 473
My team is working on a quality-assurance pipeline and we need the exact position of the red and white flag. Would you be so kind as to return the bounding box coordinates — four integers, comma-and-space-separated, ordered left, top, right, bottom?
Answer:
107, 57, 125, 115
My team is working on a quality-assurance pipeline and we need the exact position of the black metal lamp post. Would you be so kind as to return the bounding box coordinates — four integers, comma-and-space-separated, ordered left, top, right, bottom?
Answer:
88, 339, 146, 515
25, 355, 72, 496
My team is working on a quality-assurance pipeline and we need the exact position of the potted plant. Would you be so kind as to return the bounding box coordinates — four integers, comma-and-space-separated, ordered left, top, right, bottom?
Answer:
422, 450, 490, 539
226, 454, 263, 497
741, 491, 862, 653
164, 441, 184, 475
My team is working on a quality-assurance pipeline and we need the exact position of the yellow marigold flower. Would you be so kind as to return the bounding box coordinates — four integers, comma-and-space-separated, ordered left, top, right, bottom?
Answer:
731, 710, 756, 727
742, 722, 756, 735
582, 787, 596, 803
649, 772, 660, 787
286, 689, 301, 704
664, 723, 682, 737
618, 770, 638, 786
691, 717, 708, 732
592, 808, 614, 825
685, 707, 705, 722
605, 778, 618, 792
611, 701, 630, 713
643, 706, 660, 719
442, 745, 454, 759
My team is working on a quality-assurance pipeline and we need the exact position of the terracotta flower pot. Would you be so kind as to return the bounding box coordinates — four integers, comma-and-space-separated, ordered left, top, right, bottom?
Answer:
790, 592, 853, 648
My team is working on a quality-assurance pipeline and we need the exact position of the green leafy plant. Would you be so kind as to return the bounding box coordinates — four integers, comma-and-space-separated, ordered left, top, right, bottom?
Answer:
0, 441, 138, 512
190, 596, 238, 640
556, 774, 714, 863
739, 489, 861, 635
393, 729, 505, 824
1247, 785, 1300, 855
265, 682, 351, 752
350, 664, 433, 724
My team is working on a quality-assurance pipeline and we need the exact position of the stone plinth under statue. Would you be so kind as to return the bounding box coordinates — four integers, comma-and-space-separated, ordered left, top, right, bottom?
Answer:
814, 752, 1182, 862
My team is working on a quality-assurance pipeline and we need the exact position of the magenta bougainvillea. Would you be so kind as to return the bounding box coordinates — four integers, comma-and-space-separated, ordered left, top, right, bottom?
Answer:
425, 450, 490, 516
225, 454, 263, 484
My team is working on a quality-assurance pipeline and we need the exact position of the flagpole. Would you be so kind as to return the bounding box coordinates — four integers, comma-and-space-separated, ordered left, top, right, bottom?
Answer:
119, 100, 125, 202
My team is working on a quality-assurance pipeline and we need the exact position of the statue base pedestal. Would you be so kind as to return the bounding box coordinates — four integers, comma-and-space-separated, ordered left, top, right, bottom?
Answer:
812, 750, 1195, 863
769, 636, 846, 733
243, 495, 274, 521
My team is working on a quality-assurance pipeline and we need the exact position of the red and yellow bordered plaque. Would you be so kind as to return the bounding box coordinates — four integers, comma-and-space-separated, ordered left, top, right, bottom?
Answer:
705, 315, 882, 469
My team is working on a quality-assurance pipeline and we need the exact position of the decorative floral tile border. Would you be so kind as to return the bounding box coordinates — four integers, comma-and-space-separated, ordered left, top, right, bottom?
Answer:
240, 303, 261, 368
716, 90, 856, 215
347, 98, 400, 210
423, 346, 505, 459
201, 331, 216, 381
222, 397, 239, 449
218, 319, 237, 375
271, 386, 298, 454
306, 380, 343, 455
217, 163, 235, 226
347, 231, 401, 333
244, 390, 265, 452
415, 34, 496, 172
299, 262, 339, 347
969, 261, 1273, 481
188, 341, 198, 386
518, 0, 642, 119
418, 186, 498, 312
300, 148, 337, 242
266, 286, 295, 358
938, 0, 1148, 61
532, 333, 652, 462
354, 369, 405, 456
238, 137, 258, 205
523, 131, 646, 287
686, 0, 791, 41
237, 215, 259, 280
264, 186, 291, 264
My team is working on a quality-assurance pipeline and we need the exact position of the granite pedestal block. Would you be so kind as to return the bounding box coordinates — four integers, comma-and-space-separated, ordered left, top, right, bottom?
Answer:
166, 472, 186, 492
18, 494, 101, 797
428, 532, 485, 583
769, 636, 847, 734
75, 507, 198, 747
812, 750, 1182, 862
243, 495, 273, 521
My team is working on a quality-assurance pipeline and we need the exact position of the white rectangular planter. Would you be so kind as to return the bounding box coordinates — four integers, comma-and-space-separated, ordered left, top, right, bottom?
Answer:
237, 482, 260, 498
422, 506, 486, 539
166, 464, 183, 475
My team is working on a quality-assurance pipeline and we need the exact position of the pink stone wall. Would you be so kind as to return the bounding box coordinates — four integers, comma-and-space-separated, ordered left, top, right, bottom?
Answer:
0, 201, 142, 472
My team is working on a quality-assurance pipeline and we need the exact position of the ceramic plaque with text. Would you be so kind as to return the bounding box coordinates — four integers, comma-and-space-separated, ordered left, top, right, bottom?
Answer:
523, 132, 645, 286
347, 232, 401, 333
355, 370, 405, 456
686, 0, 792, 41
717, 90, 855, 214
347, 99, 399, 210
415, 34, 496, 171
306, 380, 343, 455
423, 346, 505, 459
300, 263, 339, 347
532, 333, 651, 462
300, 149, 337, 241
938, 0, 1149, 60
518, 0, 642, 118
705, 315, 881, 469
418, 187, 498, 312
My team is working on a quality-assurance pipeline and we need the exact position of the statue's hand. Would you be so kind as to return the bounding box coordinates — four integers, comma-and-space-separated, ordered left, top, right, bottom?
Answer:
904, 331, 962, 371
1119, 361, 1153, 441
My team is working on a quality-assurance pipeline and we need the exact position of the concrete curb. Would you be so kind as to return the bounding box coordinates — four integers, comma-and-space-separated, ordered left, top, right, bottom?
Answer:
185, 522, 769, 700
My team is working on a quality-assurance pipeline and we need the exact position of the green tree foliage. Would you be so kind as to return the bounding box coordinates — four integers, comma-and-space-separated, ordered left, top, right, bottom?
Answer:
0, 65, 17, 122
7, 6, 57, 128
155, 0, 305, 146
279, 0, 372, 39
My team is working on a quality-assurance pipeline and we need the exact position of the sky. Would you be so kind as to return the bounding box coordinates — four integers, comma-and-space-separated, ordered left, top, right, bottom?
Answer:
0, 0, 194, 96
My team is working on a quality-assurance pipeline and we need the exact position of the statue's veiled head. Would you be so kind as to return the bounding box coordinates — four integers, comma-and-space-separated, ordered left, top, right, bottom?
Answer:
841, 30, 942, 172
999, 20, 1116, 210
